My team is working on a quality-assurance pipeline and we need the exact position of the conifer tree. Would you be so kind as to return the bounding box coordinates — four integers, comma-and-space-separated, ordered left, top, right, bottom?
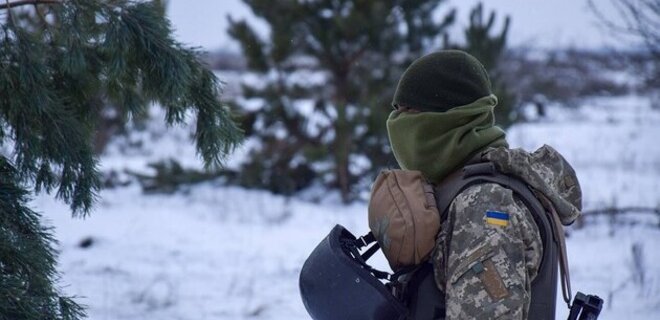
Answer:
0, 1, 242, 318
446, 2, 516, 127
229, 0, 455, 202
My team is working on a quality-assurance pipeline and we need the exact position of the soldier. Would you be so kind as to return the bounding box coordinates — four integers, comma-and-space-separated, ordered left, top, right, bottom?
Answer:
386, 50, 581, 319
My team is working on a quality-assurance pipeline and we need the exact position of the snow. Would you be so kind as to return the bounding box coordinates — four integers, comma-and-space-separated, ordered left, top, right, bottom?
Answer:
0, 2, 649, 319
38, 185, 366, 319
563, 220, 660, 319
508, 96, 660, 209
30, 93, 660, 320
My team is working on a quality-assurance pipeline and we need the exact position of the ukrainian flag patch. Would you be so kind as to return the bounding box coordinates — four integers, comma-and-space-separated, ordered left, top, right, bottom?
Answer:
486, 211, 509, 227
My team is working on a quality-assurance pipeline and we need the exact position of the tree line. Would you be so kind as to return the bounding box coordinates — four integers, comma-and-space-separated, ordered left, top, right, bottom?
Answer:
227, 0, 513, 203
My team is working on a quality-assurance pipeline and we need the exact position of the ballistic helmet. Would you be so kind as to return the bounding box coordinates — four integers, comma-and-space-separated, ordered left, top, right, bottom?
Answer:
299, 225, 407, 320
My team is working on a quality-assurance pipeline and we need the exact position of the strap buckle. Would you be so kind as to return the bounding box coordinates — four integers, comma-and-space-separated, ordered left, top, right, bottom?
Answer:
356, 232, 376, 249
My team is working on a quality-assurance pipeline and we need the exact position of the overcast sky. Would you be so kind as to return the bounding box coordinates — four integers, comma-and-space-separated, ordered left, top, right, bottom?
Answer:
167, 0, 621, 52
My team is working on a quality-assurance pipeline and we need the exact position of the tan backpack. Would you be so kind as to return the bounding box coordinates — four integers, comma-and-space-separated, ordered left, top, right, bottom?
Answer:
368, 170, 441, 272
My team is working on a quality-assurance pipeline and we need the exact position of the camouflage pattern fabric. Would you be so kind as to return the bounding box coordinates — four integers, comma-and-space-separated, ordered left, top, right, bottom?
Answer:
431, 145, 582, 319
483, 145, 582, 225
432, 183, 542, 319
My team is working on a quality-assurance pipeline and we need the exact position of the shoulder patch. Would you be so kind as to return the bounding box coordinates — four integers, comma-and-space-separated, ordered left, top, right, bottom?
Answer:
485, 210, 509, 227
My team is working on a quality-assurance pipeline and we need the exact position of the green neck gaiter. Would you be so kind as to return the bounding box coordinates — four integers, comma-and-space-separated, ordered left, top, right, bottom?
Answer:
386, 94, 508, 184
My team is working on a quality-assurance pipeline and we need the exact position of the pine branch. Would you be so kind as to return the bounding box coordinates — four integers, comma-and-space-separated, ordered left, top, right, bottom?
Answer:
0, 156, 86, 319
1, 0, 242, 215
0, 1, 241, 318
0, 0, 60, 10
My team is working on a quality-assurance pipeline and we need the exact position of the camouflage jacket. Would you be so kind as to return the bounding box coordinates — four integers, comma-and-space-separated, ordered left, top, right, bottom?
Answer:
431, 145, 581, 319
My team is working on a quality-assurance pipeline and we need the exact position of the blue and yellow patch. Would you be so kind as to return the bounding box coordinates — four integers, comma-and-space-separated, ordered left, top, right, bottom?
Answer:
485, 211, 509, 227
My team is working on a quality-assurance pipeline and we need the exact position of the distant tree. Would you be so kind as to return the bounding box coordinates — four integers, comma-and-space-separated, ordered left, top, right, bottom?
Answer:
499, 48, 633, 117
0, 1, 242, 318
445, 2, 516, 127
228, 0, 455, 202
588, 0, 660, 95
588, 0, 659, 58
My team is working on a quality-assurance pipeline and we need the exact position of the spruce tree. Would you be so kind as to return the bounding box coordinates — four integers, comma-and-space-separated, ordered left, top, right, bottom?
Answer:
0, 1, 242, 319
229, 0, 455, 202
446, 3, 516, 127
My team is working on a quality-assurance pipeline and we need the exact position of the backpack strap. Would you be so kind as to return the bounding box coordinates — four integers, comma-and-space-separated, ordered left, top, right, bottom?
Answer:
341, 232, 391, 280
356, 232, 381, 261
535, 191, 573, 308
434, 162, 498, 220
400, 262, 446, 320
433, 161, 561, 320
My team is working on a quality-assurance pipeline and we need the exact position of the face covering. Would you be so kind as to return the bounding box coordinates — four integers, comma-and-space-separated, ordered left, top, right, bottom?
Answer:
386, 94, 508, 183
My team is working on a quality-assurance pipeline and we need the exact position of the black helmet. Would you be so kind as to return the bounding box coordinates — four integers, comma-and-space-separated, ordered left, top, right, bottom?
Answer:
299, 224, 407, 320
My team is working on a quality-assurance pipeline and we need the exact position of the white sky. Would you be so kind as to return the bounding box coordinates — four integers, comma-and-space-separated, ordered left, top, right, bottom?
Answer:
167, 0, 622, 51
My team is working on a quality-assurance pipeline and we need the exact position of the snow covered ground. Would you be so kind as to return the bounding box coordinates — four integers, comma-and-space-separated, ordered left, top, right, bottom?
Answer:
35, 95, 660, 320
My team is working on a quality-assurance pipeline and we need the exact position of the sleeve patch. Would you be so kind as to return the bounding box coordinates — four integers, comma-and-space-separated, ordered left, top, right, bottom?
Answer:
485, 210, 509, 227
479, 260, 510, 300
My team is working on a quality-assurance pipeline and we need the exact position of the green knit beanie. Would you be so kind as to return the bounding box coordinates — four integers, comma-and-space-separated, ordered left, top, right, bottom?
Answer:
392, 50, 492, 112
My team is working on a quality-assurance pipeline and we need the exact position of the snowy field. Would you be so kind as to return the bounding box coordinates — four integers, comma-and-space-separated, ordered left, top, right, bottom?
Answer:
35, 96, 660, 320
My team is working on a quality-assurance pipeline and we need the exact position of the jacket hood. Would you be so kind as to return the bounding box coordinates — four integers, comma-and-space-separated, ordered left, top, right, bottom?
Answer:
481, 145, 582, 225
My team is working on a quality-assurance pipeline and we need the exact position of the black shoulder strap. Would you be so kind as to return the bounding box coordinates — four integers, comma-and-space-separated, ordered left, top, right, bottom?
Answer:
434, 162, 499, 220
433, 161, 561, 320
